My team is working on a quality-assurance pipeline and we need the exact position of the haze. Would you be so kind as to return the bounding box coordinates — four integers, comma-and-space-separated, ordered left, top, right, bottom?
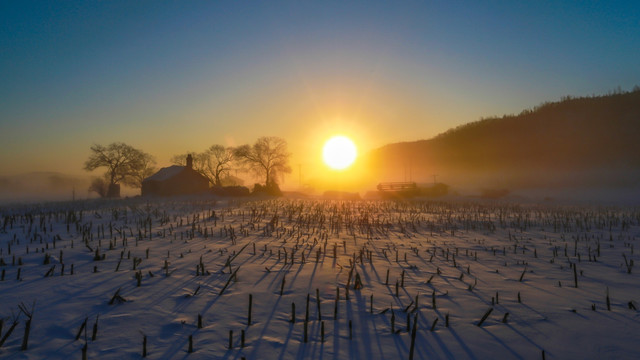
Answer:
1, 1, 639, 196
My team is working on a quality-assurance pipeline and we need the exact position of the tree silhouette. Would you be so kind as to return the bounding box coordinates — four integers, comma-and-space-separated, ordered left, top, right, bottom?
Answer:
88, 177, 109, 198
127, 152, 156, 188
171, 145, 234, 186
84, 142, 154, 197
171, 152, 199, 167
234, 136, 291, 187
204, 145, 234, 186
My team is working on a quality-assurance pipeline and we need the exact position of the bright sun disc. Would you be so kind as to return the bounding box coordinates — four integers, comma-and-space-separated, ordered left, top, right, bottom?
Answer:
323, 136, 357, 170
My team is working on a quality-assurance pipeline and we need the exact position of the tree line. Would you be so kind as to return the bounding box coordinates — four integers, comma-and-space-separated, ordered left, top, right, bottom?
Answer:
369, 87, 640, 190
85, 136, 291, 198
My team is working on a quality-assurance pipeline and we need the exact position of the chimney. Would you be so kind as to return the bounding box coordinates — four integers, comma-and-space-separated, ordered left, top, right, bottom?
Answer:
186, 154, 193, 169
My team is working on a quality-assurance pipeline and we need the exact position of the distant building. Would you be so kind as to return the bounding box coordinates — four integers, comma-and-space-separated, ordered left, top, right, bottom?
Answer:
141, 154, 209, 196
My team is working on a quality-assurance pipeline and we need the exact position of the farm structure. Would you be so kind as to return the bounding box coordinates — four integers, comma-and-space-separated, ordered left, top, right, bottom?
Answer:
377, 181, 419, 197
141, 154, 209, 196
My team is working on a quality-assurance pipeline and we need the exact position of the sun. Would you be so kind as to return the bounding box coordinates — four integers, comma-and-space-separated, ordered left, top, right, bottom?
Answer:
323, 135, 357, 170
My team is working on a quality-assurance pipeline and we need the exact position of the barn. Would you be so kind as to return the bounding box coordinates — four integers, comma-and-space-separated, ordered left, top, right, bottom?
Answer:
141, 155, 210, 197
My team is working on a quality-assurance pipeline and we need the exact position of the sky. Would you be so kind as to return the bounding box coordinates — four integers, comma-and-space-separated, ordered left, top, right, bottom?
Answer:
1, 1, 639, 188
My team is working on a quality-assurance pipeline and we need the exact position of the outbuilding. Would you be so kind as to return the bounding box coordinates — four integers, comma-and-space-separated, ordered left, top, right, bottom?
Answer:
141, 154, 209, 196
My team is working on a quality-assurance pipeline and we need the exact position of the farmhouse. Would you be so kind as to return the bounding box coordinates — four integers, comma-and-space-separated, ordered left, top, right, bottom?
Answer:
141, 155, 209, 196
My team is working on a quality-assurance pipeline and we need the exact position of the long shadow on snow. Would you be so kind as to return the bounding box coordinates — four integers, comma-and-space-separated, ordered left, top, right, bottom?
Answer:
479, 326, 524, 359
345, 291, 372, 360
275, 319, 297, 360
504, 322, 545, 352
446, 326, 479, 359
245, 290, 287, 359
428, 329, 457, 360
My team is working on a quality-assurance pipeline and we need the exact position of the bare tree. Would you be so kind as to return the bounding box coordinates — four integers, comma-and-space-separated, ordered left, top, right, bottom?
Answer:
171, 152, 209, 171
234, 136, 291, 187
170, 153, 195, 167
204, 145, 234, 186
171, 145, 234, 186
125, 152, 156, 188
84, 142, 153, 197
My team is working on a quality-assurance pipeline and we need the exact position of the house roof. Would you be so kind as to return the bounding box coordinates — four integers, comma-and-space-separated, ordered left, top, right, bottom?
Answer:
143, 165, 185, 182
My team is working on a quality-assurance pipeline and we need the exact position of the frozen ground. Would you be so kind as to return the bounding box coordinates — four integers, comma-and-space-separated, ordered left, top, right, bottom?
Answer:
0, 197, 639, 359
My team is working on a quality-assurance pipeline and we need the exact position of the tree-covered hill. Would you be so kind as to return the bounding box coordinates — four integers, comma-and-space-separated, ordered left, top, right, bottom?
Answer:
367, 88, 640, 190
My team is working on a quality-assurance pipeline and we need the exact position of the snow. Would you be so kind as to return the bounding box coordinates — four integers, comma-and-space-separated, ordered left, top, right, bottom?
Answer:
0, 197, 639, 359
143, 166, 185, 182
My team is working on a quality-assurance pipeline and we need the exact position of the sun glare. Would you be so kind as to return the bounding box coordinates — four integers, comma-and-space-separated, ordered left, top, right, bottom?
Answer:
323, 135, 357, 170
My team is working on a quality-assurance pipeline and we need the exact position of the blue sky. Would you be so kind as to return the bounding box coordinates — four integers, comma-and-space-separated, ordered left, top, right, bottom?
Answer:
1, 1, 639, 180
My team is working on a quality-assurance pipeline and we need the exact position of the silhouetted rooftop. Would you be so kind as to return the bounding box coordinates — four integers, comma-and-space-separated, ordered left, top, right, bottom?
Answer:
143, 165, 184, 182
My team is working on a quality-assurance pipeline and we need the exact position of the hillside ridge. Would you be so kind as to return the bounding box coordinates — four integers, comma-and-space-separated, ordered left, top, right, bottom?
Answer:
368, 89, 640, 190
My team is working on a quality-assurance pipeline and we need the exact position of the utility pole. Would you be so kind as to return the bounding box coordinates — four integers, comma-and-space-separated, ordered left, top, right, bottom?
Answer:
409, 158, 413, 182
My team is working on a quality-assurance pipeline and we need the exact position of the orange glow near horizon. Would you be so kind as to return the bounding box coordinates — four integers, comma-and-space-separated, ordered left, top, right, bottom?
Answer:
289, 118, 378, 192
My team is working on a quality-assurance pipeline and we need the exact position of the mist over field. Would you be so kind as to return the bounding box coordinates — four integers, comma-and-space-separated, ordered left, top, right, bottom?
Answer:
365, 90, 640, 202
0, 173, 92, 204
4, 89, 640, 205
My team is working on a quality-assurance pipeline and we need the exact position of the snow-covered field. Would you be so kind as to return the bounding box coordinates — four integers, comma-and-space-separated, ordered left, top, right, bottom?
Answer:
1, 197, 639, 359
